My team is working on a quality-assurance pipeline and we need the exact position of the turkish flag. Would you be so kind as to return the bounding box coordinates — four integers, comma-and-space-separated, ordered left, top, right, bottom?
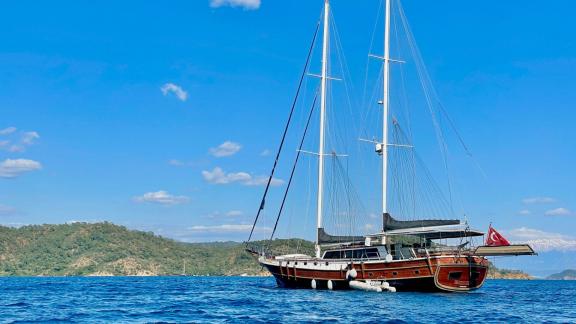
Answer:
486, 226, 511, 246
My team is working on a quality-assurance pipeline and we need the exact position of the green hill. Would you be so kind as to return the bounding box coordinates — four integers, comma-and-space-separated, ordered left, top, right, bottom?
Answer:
0, 222, 313, 276
547, 269, 576, 280
487, 264, 533, 280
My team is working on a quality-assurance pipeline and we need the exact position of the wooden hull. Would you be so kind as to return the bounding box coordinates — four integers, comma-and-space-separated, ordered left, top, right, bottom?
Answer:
260, 255, 488, 292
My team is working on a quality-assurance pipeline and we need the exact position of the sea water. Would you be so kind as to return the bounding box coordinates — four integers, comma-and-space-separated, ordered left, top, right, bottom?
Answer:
0, 277, 574, 323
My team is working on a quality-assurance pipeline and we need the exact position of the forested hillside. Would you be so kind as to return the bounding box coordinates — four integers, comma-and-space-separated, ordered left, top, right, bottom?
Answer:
0, 222, 312, 276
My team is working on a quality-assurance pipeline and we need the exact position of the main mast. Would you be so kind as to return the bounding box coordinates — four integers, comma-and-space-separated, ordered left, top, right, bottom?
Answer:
316, 0, 330, 258
382, 0, 391, 218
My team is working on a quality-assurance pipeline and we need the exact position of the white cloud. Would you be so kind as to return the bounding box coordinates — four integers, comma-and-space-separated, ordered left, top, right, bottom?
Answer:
210, 0, 261, 10
8, 145, 25, 153
0, 222, 28, 228
188, 224, 270, 233
226, 210, 244, 217
364, 224, 374, 231
0, 130, 40, 153
518, 209, 531, 215
168, 159, 186, 166
522, 196, 557, 204
209, 141, 242, 157
526, 239, 576, 252
545, 207, 572, 216
245, 175, 285, 186
202, 167, 250, 184
161, 83, 188, 101
260, 149, 271, 157
508, 227, 568, 241
21, 131, 39, 145
134, 191, 190, 205
0, 159, 42, 178
204, 210, 244, 218
0, 127, 17, 135
202, 167, 284, 186
508, 227, 576, 252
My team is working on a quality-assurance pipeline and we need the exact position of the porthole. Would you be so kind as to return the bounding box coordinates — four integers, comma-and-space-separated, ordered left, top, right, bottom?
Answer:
392, 271, 398, 276
369, 272, 374, 277
304, 262, 307, 265
415, 270, 420, 275
325, 262, 329, 266
314, 262, 318, 266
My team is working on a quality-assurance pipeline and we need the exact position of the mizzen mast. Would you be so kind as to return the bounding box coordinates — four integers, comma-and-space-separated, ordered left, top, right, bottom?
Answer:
316, 0, 330, 258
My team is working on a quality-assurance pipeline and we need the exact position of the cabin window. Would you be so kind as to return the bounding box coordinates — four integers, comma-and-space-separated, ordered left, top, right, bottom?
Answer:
303, 262, 307, 265
323, 251, 339, 259
366, 249, 379, 258
448, 272, 463, 280
325, 262, 329, 266
322, 248, 380, 260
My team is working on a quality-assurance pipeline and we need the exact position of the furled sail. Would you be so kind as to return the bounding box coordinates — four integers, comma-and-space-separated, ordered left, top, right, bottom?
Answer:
317, 228, 364, 244
383, 213, 460, 231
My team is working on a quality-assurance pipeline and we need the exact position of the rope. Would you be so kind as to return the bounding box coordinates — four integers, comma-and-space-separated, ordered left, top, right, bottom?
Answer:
268, 89, 319, 245
246, 18, 321, 244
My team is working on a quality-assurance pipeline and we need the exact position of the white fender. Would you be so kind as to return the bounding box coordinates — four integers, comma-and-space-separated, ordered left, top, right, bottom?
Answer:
346, 268, 358, 280
381, 281, 390, 289
311, 279, 317, 290
327, 280, 334, 290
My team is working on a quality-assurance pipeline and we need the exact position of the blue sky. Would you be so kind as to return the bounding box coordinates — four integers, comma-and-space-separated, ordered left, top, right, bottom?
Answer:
0, 0, 575, 269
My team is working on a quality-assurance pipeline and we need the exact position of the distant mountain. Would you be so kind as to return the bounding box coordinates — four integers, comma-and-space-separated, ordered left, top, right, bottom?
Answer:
524, 239, 576, 252
0, 222, 312, 276
547, 269, 576, 280
491, 250, 576, 278
0, 222, 529, 278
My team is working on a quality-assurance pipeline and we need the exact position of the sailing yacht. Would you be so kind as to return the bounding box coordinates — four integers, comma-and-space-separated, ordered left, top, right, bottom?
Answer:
246, 0, 535, 292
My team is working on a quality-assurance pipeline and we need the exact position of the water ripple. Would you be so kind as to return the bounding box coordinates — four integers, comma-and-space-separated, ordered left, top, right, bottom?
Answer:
0, 277, 574, 323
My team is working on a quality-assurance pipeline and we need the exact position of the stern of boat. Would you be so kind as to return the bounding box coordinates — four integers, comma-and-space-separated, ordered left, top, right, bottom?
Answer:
434, 256, 489, 292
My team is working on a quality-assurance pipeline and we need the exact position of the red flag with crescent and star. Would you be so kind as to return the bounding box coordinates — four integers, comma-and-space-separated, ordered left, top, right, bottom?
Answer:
486, 225, 511, 246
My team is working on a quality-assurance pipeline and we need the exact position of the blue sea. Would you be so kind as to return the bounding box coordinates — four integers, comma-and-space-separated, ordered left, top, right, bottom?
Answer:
0, 277, 574, 323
